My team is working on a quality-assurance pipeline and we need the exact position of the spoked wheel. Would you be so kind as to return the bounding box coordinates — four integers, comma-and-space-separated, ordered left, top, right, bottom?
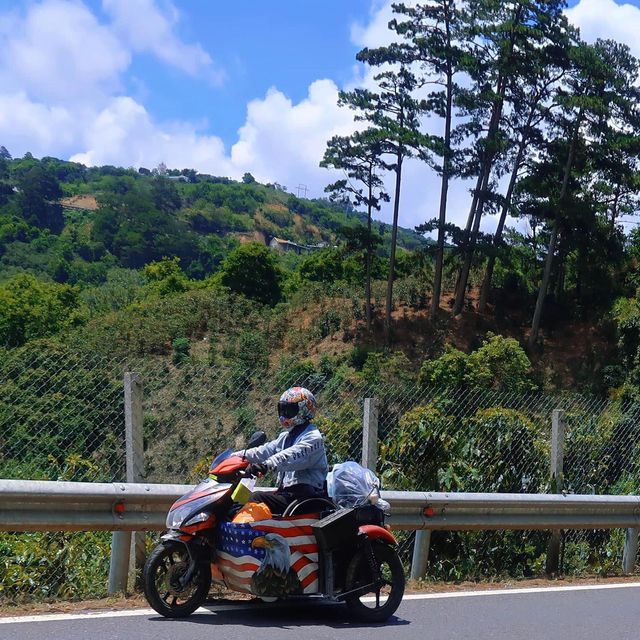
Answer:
143, 541, 211, 617
344, 542, 405, 622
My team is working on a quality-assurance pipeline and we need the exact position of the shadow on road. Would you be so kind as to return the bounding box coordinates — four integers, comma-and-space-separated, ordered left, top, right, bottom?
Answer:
147, 599, 410, 630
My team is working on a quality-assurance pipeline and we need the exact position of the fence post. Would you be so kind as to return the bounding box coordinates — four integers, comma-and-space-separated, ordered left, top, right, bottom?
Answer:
410, 529, 432, 581
125, 372, 145, 589
108, 372, 145, 594
623, 528, 639, 574
545, 408, 565, 576
362, 397, 379, 472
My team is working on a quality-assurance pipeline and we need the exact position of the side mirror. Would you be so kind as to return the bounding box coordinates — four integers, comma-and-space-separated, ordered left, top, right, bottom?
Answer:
247, 430, 267, 449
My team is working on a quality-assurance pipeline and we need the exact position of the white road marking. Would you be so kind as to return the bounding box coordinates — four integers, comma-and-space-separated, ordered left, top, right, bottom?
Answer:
2, 582, 640, 624
363, 581, 640, 602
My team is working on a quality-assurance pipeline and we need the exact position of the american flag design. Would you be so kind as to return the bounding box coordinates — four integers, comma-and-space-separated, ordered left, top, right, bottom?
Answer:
215, 515, 320, 596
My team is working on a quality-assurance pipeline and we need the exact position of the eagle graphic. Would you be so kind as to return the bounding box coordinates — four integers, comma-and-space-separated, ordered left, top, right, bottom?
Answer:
250, 533, 302, 597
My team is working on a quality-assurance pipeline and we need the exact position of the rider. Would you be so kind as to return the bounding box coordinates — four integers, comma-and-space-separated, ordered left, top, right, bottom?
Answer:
236, 386, 328, 515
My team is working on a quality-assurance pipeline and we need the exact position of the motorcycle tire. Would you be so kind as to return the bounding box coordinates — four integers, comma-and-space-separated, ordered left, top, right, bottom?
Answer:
344, 542, 405, 623
143, 541, 211, 618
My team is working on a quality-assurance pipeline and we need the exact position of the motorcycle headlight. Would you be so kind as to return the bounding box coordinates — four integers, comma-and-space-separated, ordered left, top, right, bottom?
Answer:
166, 495, 213, 529
184, 511, 210, 527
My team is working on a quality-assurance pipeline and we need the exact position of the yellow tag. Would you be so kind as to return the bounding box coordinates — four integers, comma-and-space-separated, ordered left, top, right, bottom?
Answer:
231, 481, 252, 504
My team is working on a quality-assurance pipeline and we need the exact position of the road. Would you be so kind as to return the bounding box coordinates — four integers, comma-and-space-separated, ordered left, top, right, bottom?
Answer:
2, 583, 640, 640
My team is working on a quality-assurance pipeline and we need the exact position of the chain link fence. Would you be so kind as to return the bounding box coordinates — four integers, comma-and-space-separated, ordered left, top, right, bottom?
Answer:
2, 344, 640, 602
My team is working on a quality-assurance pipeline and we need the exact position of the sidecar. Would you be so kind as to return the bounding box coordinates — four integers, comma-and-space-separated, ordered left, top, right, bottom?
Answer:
212, 499, 404, 622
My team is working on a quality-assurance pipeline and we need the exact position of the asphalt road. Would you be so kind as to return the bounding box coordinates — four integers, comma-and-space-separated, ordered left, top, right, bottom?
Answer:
2, 584, 640, 640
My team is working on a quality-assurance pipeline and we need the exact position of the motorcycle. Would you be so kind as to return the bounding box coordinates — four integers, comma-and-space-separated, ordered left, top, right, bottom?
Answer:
143, 431, 405, 622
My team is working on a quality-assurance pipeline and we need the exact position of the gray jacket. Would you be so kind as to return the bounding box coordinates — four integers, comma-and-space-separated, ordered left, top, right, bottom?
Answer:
241, 424, 328, 490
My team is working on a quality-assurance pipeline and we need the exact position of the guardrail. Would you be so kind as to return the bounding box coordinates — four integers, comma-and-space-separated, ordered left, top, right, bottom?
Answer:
3, 480, 640, 532
2, 479, 640, 592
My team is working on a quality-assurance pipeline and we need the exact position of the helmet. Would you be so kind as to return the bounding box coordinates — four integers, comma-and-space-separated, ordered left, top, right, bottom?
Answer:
277, 386, 317, 430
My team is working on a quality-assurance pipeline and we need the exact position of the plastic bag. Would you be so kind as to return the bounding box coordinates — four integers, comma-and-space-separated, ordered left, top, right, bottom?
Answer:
231, 501, 272, 523
327, 461, 390, 512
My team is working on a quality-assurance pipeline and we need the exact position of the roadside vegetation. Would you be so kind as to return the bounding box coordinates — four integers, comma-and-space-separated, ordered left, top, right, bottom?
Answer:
4, 0, 640, 602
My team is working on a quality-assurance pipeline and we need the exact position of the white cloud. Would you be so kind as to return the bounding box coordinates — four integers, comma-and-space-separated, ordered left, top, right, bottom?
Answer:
231, 80, 356, 190
351, 0, 397, 50
0, 0, 230, 173
566, 0, 640, 57
70, 96, 233, 174
0, 0, 129, 105
5, 0, 640, 238
102, 0, 223, 83
0, 93, 77, 158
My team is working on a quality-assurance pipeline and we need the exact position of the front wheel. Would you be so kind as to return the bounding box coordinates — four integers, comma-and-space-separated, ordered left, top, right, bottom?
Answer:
143, 541, 211, 618
344, 542, 405, 622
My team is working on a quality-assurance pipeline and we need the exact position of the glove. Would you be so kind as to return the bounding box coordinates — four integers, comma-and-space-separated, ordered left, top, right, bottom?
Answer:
247, 462, 269, 477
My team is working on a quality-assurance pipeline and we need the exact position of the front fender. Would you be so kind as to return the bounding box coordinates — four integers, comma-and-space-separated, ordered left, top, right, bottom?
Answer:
161, 531, 193, 543
359, 524, 396, 545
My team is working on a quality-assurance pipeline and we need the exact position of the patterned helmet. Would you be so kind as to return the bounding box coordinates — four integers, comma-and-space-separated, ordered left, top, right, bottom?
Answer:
277, 386, 317, 429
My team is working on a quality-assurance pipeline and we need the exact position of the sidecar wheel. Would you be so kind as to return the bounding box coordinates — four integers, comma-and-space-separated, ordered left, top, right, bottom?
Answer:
344, 542, 405, 622
143, 541, 211, 618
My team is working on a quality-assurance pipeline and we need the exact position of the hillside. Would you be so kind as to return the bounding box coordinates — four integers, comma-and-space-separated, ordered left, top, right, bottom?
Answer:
2, 151, 640, 401
0, 155, 426, 286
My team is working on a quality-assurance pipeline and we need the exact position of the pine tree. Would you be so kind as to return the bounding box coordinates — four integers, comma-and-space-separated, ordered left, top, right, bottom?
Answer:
528, 39, 640, 349
321, 130, 389, 330
391, 0, 465, 316
348, 55, 429, 344
453, 0, 570, 315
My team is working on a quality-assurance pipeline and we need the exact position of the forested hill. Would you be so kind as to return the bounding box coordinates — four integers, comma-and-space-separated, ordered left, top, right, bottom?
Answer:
4, 149, 640, 400
0, 152, 425, 285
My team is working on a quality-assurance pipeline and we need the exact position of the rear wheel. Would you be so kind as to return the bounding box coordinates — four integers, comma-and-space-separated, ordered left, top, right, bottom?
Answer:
143, 541, 211, 618
344, 542, 405, 622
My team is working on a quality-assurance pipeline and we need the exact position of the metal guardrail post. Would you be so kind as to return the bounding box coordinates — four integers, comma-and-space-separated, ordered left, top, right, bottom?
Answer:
362, 397, 379, 472
125, 372, 145, 590
410, 529, 431, 581
623, 528, 639, 574
546, 409, 565, 576
108, 530, 132, 593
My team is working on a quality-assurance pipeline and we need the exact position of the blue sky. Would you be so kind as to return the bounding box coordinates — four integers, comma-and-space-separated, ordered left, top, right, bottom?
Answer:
1, 0, 640, 230
82, 0, 373, 151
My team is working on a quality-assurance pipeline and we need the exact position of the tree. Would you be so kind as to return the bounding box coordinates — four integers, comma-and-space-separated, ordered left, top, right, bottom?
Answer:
453, 0, 570, 315
341, 56, 428, 344
219, 242, 282, 305
92, 183, 198, 269
242, 172, 256, 184
391, 0, 465, 316
17, 165, 64, 233
143, 257, 191, 297
0, 274, 81, 347
154, 162, 168, 176
151, 176, 181, 213
528, 39, 640, 349
478, 21, 573, 312
321, 129, 389, 329
0, 146, 11, 160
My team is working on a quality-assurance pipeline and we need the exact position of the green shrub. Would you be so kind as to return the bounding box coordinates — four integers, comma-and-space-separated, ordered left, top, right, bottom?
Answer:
219, 242, 282, 306
419, 333, 535, 393
465, 333, 535, 393
419, 345, 467, 388
0, 273, 83, 347
312, 308, 342, 340
461, 407, 548, 493
172, 337, 190, 365
379, 404, 461, 491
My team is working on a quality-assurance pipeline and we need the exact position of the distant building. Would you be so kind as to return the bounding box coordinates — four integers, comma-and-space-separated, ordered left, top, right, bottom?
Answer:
269, 237, 308, 254
167, 175, 189, 182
